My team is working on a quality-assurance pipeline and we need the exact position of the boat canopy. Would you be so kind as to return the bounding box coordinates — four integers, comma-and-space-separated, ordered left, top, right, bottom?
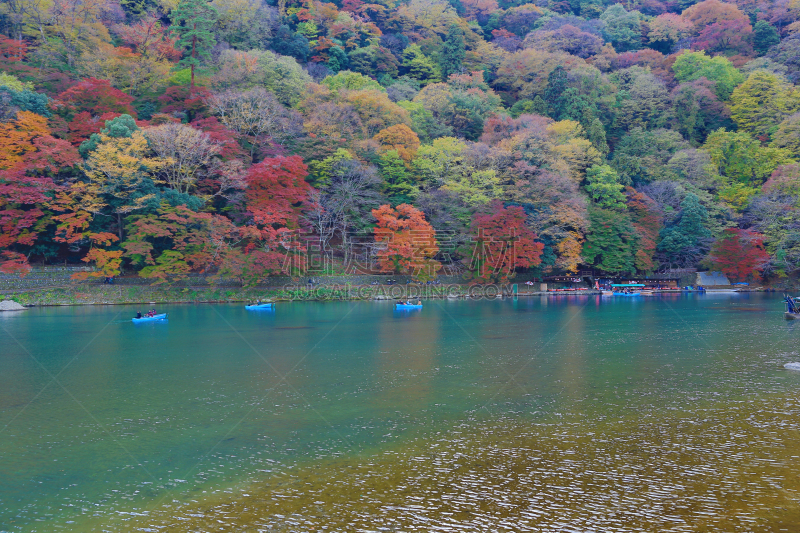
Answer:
611, 284, 645, 287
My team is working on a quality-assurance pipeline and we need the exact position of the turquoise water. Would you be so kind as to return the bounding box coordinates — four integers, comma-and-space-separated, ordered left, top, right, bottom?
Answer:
2, 293, 800, 531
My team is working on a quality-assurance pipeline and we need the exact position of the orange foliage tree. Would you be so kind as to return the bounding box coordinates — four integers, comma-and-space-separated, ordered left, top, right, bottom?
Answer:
681, 0, 749, 36
372, 203, 440, 280
0, 111, 80, 274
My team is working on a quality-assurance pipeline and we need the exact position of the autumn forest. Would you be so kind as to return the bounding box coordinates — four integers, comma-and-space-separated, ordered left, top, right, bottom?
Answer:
1, 0, 799, 284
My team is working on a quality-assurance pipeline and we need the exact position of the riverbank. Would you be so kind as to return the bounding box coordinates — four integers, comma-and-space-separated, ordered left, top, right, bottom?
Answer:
0, 282, 561, 307
2, 283, 779, 307
1, 267, 785, 307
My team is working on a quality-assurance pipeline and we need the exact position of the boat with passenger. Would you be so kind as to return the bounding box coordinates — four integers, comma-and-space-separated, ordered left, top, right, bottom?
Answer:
132, 311, 168, 323
396, 300, 422, 310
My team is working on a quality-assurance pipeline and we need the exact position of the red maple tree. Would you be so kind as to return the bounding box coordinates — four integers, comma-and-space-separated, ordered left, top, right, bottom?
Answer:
465, 201, 543, 283
625, 187, 663, 272
54, 78, 137, 120
708, 228, 769, 282
159, 85, 211, 122
64, 111, 121, 145
245, 155, 312, 235
191, 116, 245, 160
0, 37, 37, 79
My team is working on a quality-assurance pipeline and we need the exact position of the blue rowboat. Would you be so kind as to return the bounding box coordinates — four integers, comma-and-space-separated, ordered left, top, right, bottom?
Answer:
395, 303, 422, 310
245, 303, 274, 310
132, 313, 168, 323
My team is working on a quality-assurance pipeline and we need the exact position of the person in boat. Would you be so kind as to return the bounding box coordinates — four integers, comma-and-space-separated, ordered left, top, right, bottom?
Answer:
417, 300, 422, 305
136, 312, 142, 319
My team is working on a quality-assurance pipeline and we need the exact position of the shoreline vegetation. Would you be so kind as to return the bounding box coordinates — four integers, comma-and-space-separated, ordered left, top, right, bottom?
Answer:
0, 280, 775, 307
0, 282, 565, 307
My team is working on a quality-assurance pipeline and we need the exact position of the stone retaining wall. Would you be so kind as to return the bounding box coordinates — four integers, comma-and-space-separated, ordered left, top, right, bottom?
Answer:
0, 269, 91, 291
1, 269, 547, 291
1, 283, 553, 307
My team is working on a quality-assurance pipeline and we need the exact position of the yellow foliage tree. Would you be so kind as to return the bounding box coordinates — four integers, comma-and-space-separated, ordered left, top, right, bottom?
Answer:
373, 124, 420, 164
441, 168, 502, 206
16, 0, 111, 68
495, 49, 583, 100
83, 130, 165, 238
772, 113, 800, 159
79, 43, 173, 97
729, 71, 800, 139
547, 121, 602, 182
555, 231, 585, 273
345, 89, 412, 137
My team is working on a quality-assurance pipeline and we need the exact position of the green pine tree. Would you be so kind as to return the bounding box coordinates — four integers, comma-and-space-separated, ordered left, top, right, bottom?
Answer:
544, 65, 569, 120
586, 117, 609, 157
439, 25, 465, 80
582, 207, 639, 274
172, 0, 218, 89
327, 46, 349, 73
657, 193, 712, 266
379, 150, 416, 205
584, 164, 626, 210
530, 96, 549, 115
753, 20, 780, 55
402, 45, 440, 85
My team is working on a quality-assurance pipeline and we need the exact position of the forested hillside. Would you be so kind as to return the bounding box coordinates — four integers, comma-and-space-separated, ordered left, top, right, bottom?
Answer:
1, 0, 799, 283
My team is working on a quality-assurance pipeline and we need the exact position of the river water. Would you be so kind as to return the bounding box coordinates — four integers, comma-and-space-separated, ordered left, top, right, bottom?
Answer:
2, 293, 800, 531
